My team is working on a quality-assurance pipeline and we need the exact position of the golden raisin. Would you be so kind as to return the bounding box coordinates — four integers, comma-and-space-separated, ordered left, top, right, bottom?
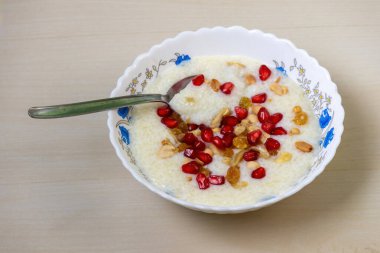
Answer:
293, 106, 302, 113
185, 97, 195, 104
276, 152, 293, 163
171, 112, 182, 121
170, 128, 182, 135
233, 136, 249, 149
239, 97, 252, 109
244, 74, 256, 85
222, 148, 234, 158
289, 127, 301, 135
176, 143, 190, 152
178, 122, 188, 132
199, 167, 211, 177
293, 111, 308, 125
161, 138, 171, 145
226, 166, 240, 186
209, 79, 221, 92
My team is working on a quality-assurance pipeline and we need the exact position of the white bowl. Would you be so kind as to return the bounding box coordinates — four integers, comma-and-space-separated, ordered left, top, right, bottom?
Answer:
107, 27, 344, 214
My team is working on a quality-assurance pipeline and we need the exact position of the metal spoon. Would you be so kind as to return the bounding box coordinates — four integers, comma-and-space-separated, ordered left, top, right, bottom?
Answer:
28, 75, 196, 119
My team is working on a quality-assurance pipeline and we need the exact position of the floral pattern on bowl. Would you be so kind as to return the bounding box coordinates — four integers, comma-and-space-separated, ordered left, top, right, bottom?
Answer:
107, 27, 344, 213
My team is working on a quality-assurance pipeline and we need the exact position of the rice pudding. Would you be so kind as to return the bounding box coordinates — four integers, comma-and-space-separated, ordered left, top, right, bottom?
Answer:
129, 55, 321, 207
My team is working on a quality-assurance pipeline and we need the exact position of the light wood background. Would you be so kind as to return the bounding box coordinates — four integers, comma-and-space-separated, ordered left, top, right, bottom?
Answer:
1, 0, 379, 252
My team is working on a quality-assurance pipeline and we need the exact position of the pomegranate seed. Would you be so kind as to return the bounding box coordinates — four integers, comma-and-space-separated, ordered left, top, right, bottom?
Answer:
222, 116, 239, 127
212, 136, 225, 149
265, 138, 281, 152
258, 107, 270, 123
201, 128, 214, 142
247, 129, 262, 145
243, 150, 259, 161
182, 133, 197, 145
269, 113, 283, 124
161, 117, 178, 128
196, 173, 210, 189
259, 65, 271, 81
197, 151, 213, 165
261, 121, 275, 134
156, 105, 172, 117
234, 106, 248, 120
209, 175, 225, 185
199, 124, 206, 130
184, 148, 197, 159
192, 74, 205, 86
271, 127, 287, 135
251, 93, 267, 103
182, 161, 200, 174
221, 125, 234, 135
222, 133, 234, 148
220, 82, 234, 94
251, 167, 266, 179
193, 140, 206, 151
187, 123, 198, 131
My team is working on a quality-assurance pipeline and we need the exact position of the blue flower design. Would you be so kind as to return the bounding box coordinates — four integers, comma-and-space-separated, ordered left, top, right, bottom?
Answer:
276, 66, 287, 76
119, 126, 130, 144
117, 107, 130, 119
319, 108, 331, 129
323, 127, 334, 148
175, 54, 191, 65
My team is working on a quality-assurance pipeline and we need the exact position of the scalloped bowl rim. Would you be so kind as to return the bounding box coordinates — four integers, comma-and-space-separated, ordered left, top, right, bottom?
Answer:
107, 26, 344, 213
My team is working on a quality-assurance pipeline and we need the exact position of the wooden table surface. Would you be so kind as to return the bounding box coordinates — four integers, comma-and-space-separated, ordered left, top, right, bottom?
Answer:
1, 0, 379, 252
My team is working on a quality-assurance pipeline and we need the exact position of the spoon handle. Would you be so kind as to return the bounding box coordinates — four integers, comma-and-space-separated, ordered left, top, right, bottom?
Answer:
28, 94, 165, 119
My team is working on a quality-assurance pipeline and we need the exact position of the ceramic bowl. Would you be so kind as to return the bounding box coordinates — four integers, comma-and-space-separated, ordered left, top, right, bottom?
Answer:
107, 26, 344, 213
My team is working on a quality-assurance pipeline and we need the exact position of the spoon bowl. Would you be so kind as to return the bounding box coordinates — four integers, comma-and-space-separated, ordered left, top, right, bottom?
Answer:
28, 75, 196, 119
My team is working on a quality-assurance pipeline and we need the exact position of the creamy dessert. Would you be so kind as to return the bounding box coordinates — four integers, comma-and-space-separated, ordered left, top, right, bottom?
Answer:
129, 56, 321, 207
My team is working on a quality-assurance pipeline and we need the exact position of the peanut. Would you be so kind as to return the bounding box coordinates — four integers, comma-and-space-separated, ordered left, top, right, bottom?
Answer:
247, 125, 258, 132
226, 61, 246, 68
234, 125, 246, 136
212, 127, 220, 133
210, 107, 230, 128
209, 144, 222, 155
247, 114, 258, 123
240, 119, 250, 127
246, 161, 260, 170
232, 181, 248, 189
204, 148, 214, 156
190, 129, 201, 136
231, 150, 246, 166
252, 105, 262, 115
270, 82, 288, 96
260, 131, 270, 143
157, 144, 176, 158
295, 141, 313, 152
252, 145, 270, 159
